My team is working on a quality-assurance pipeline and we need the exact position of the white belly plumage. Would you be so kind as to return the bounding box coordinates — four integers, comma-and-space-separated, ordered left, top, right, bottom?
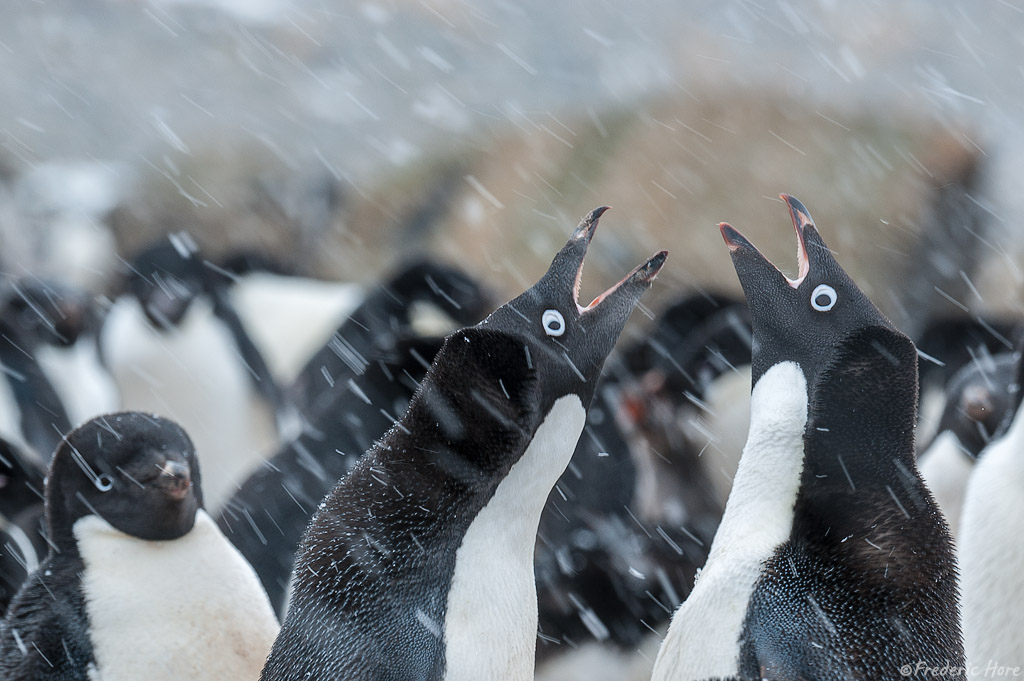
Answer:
652, 362, 808, 681
101, 298, 278, 510
76, 510, 280, 681
443, 394, 587, 681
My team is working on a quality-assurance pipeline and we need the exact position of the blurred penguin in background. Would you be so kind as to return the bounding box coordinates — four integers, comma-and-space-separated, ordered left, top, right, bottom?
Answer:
100, 234, 292, 510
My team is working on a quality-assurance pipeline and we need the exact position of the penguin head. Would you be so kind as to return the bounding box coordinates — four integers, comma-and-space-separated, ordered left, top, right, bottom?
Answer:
0, 278, 102, 348
720, 194, 914, 394
479, 207, 667, 409
123, 234, 206, 330
45, 412, 202, 546
932, 350, 1022, 460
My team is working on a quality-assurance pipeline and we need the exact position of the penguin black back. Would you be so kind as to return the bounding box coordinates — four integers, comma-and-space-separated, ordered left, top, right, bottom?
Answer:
217, 335, 446, 613
0, 438, 45, 615
287, 260, 493, 416
0, 283, 75, 461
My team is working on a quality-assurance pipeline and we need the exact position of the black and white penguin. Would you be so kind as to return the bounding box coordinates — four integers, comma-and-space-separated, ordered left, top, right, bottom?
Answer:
914, 316, 1020, 447
652, 195, 963, 680
918, 349, 1020, 539
0, 437, 45, 615
286, 259, 494, 416
1, 278, 119, 432
0, 412, 279, 681
958, 345, 1024, 672
260, 207, 667, 680
218, 334, 447, 614
101, 236, 292, 509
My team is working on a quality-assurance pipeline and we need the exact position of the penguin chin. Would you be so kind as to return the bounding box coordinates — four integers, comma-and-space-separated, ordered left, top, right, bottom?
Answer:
112, 494, 200, 542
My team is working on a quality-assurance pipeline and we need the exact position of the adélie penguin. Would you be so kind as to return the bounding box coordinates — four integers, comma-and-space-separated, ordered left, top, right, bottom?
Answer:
101, 236, 292, 509
651, 195, 963, 681
918, 349, 1020, 539
0, 412, 279, 681
1, 277, 119, 431
259, 207, 667, 681
958, 344, 1024, 674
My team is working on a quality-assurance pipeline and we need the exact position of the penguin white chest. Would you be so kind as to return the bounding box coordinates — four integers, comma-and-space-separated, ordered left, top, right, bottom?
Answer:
75, 510, 280, 681
652, 362, 808, 681
443, 394, 587, 681
36, 340, 119, 428
228, 274, 364, 385
959, 412, 1024, 673
102, 297, 277, 509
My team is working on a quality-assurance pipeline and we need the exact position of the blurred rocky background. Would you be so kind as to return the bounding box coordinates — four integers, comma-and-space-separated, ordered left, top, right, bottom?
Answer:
0, 0, 1020, 337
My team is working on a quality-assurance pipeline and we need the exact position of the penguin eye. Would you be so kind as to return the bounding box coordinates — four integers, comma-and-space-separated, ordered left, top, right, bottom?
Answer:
95, 474, 114, 492
811, 284, 837, 312
542, 309, 565, 337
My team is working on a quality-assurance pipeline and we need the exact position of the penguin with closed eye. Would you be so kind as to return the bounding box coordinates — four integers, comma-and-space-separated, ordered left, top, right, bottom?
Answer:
914, 316, 1021, 448
652, 195, 963, 681
259, 208, 667, 681
918, 347, 1021, 539
957, 343, 1024, 673
0, 412, 280, 681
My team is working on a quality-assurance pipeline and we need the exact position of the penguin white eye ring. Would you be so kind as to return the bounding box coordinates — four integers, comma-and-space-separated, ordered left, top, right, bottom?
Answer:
811, 284, 838, 312
95, 474, 114, 492
542, 309, 566, 337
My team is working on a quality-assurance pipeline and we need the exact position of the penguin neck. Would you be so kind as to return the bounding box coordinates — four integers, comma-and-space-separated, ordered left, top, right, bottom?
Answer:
443, 394, 586, 681
800, 329, 920, 503
708, 361, 808, 557
791, 329, 956, 592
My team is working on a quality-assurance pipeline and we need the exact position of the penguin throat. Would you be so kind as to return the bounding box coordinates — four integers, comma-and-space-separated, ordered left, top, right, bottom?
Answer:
713, 361, 808, 552
442, 394, 587, 681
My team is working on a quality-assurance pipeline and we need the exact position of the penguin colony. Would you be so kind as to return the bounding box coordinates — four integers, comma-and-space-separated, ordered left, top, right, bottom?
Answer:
0, 198, 1019, 681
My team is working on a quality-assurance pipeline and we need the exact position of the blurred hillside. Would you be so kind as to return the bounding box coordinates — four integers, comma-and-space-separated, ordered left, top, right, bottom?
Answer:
107, 88, 978, 335
1, 0, 1021, 333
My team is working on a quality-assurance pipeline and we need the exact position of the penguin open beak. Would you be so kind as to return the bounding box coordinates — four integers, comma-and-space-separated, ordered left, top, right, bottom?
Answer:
720, 194, 818, 289
152, 460, 192, 501
557, 206, 667, 315
482, 206, 667, 389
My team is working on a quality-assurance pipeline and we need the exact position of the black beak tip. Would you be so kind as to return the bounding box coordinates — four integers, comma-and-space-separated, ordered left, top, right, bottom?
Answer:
719, 223, 749, 252
780, 194, 814, 229
642, 250, 669, 282
573, 205, 612, 240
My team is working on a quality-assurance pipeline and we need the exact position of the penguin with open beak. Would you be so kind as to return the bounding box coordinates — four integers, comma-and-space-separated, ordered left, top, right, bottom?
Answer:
652, 196, 963, 681
260, 208, 666, 681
